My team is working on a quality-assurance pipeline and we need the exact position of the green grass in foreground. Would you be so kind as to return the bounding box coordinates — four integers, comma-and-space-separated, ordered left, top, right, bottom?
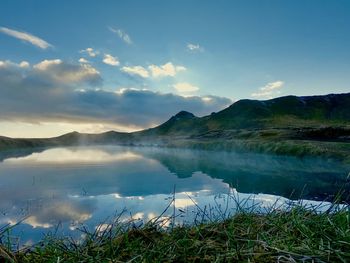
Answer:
1, 204, 349, 263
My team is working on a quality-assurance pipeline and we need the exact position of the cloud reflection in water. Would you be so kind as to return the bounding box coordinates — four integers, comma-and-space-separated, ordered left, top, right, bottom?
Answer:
0, 145, 348, 245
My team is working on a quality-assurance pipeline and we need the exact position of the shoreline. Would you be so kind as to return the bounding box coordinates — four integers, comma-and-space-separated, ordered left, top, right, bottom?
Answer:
1, 202, 349, 262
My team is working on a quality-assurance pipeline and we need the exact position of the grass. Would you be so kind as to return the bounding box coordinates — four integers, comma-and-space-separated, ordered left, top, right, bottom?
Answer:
1, 195, 349, 263
167, 137, 350, 163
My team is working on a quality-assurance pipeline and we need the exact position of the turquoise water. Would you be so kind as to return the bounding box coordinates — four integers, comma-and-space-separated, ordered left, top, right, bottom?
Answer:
0, 146, 348, 245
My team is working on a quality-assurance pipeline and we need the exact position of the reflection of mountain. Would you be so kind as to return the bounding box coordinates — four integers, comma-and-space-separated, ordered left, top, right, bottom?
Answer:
1, 146, 349, 202
0, 147, 227, 199
0, 147, 46, 162
135, 148, 350, 201
0, 146, 228, 239
2, 145, 348, 246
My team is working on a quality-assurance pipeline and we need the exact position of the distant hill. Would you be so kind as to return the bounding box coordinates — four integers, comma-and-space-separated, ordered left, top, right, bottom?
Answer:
139, 93, 350, 136
209, 93, 350, 129
1, 92, 350, 155
140, 110, 202, 136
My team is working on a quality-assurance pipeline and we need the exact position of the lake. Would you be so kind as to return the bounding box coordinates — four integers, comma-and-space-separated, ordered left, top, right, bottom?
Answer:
0, 146, 349, 246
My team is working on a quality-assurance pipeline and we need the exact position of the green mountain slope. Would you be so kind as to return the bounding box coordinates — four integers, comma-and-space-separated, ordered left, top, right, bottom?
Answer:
139, 111, 203, 136
1, 93, 350, 159
138, 93, 350, 137
208, 93, 350, 129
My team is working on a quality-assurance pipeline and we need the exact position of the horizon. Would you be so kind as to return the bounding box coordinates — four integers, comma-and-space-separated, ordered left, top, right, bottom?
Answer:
1, 0, 350, 137
2, 90, 348, 139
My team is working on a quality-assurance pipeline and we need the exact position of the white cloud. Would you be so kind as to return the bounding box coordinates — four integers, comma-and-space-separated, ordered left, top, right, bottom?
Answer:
0, 60, 232, 131
120, 62, 186, 79
25, 216, 52, 228
173, 82, 199, 94
187, 43, 204, 53
80, 47, 99, 57
174, 198, 196, 209
102, 54, 120, 66
0, 60, 30, 69
201, 97, 213, 102
79, 58, 89, 64
260, 81, 284, 91
19, 61, 30, 68
121, 66, 149, 78
0, 26, 52, 49
33, 59, 101, 85
251, 81, 284, 99
148, 62, 186, 78
176, 66, 186, 71
24, 203, 91, 228
109, 26, 132, 45
34, 59, 62, 70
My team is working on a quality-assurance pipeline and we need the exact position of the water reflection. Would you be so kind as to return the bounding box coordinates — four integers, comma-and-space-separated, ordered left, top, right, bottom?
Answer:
135, 147, 350, 200
0, 146, 349, 245
4, 147, 142, 164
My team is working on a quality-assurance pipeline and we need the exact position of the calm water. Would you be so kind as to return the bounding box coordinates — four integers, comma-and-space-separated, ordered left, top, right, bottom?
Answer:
0, 146, 349, 246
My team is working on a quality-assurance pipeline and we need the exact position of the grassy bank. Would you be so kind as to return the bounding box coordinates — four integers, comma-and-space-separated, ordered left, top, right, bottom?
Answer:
1, 126, 350, 163
1, 204, 349, 263
166, 137, 350, 164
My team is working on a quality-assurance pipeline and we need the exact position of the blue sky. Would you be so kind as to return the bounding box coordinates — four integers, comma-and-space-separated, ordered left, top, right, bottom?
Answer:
0, 0, 349, 137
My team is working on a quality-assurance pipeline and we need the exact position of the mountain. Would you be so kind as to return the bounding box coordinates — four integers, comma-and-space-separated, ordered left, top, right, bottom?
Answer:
149, 93, 350, 133
1, 92, 350, 159
140, 110, 201, 136
135, 92, 350, 139
208, 93, 350, 129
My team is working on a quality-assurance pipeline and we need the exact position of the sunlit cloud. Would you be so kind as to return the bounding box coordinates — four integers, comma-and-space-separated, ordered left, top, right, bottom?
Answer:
0, 26, 52, 49
0, 121, 142, 138
121, 65, 149, 78
23, 203, 92, 228
121, 62, 186, 79
33, 59, 61, 70
0, 60, 30, 69
25, 216, 53, 229
19, 61, 30, 68
0, 59, 231, 137
102, 54, 120, 66
201, 97, 211, 102
173, 82, 199, 94
109, 26, 133, 45
148, 62, 186, 78
173, 198, 196, 209
4, 148, 142, 164
251, 81, 284, 99
186, 43, 204, 53
33, 59, 101, 85
132, 212, 144, 220
79, 58, 89, 64
95, 224, 112, 233
80, 47, 99, 57
261, 81, 284, 91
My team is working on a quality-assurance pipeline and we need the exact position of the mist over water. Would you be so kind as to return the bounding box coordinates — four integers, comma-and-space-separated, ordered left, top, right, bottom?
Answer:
0, 146, 349, 245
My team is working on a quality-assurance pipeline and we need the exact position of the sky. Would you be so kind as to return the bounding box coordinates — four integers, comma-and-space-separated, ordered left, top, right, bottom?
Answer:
0, 0, 349, 138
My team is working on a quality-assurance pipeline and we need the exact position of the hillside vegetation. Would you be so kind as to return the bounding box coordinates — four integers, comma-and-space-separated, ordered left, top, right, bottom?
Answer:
1, 93, 350, 160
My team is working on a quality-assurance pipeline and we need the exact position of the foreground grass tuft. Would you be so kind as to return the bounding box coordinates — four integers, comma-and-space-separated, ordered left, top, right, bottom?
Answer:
1, 205, 350, 263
